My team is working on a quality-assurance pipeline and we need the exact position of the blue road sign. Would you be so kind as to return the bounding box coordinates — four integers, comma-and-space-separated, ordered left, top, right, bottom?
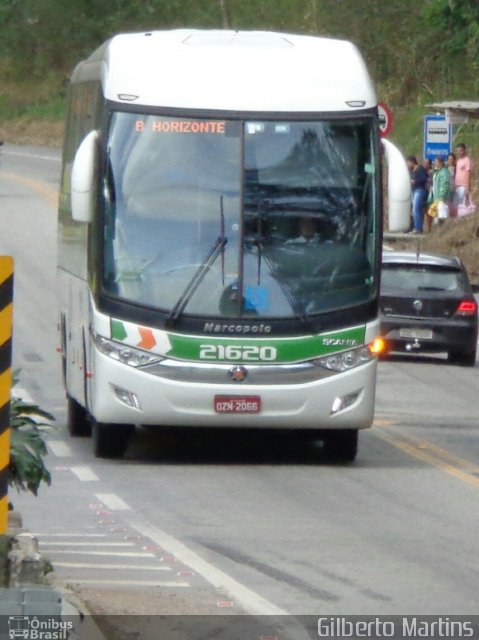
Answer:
423, 115, 452, 160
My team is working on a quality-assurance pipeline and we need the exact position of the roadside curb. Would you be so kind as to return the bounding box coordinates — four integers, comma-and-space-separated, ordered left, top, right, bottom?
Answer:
0, 513, 107, 639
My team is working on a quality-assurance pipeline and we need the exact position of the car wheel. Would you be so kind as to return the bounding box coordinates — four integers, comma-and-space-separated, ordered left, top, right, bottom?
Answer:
92, 420, 133, 458
67, 395, 91, 437
448, 348, 476, 367
323, 429, 358, 463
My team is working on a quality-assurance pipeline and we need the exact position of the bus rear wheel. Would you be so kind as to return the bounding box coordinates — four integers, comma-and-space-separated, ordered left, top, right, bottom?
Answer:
323, 429, 358, 463
67, 396, 91, 437
92, 421, 134, 459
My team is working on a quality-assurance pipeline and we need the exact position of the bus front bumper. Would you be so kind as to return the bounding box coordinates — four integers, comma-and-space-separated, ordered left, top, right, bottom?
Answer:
89, 351, 377, 430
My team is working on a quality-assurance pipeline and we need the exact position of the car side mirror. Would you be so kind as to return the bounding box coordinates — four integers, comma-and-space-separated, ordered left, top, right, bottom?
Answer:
382, 138, 411, 232
71, 130, 99, 223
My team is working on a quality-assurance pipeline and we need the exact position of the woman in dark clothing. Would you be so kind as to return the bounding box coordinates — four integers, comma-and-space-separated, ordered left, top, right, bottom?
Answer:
406, 155, 428, 233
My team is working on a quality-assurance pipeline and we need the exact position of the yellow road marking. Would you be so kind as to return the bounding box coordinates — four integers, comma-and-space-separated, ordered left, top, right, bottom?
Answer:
3, 172, 58, 208
375, 428, 479, 489
372, 418, 395, 427
414, 439, 479, 475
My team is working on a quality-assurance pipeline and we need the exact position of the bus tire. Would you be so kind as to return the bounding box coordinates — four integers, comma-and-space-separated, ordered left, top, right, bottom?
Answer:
323, 429, 358, 463
92, 420, 133, 459
67, 395, 91, 437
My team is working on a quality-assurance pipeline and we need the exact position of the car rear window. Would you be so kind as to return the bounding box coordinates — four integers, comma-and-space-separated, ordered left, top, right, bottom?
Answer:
381, 264, 468, 292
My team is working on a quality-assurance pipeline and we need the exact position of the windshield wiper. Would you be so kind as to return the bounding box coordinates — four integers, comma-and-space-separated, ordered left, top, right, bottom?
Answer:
250, 207, 309, 324
262, 251, 310, 325
166, 197, 227, 327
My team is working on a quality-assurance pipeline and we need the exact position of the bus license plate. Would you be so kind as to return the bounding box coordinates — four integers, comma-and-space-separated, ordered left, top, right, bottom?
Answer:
399, 328, 433, 340
214, 396, 261, 414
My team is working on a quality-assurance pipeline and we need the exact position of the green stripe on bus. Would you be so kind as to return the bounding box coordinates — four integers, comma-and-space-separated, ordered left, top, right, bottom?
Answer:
167, 325, 366, 364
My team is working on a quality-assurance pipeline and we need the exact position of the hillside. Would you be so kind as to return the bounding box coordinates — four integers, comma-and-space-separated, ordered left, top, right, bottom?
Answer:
1, 0, 478, 150
1, 0, 478, 274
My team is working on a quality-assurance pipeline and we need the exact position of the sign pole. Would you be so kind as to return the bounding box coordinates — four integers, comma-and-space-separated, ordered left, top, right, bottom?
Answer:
0, 257, 13, 535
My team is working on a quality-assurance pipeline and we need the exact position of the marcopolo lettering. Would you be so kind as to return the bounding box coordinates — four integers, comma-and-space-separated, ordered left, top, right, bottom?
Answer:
203, 322, 272, 334
135, 119, 225, 134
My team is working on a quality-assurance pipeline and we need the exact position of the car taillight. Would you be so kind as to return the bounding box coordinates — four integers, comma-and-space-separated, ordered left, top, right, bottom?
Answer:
455, 300, 478, 317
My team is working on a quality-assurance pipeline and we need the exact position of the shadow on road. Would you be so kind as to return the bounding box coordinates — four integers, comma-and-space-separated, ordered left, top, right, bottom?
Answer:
124, 426, 345, 466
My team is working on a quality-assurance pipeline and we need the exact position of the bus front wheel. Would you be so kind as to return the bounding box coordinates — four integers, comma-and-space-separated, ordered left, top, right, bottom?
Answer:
92, 420, 134, 459
322, 429, 358, 463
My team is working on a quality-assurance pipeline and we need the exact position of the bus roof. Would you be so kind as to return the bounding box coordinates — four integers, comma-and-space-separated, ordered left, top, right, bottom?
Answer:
73, 29, 377, 113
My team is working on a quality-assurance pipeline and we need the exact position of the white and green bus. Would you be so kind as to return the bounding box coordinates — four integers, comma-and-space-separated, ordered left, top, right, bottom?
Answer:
58, 30, 410, 460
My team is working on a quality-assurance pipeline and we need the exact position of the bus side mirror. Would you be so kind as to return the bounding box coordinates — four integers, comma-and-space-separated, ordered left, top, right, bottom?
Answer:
382, 138, 411, 232
71, 130, 99, 223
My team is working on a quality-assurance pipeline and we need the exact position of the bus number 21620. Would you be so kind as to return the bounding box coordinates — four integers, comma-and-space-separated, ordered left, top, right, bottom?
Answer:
199, 344, 277, 362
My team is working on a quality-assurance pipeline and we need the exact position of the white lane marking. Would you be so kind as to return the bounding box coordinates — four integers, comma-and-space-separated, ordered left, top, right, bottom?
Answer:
48, 440, 73, 457
12, 387, 35, 404
45, 550, 155, 557
67, 579, 190, 587
53, 562, 171, 571
34, 533, 107, 538
131, 518, 289, 616
70, 466, 99, 482
95, 493, 131, 511
41, 541, 135, 547
3, 149, 61, 162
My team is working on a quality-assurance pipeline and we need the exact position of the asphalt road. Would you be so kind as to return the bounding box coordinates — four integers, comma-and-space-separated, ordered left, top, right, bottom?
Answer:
1, 144, 479, 622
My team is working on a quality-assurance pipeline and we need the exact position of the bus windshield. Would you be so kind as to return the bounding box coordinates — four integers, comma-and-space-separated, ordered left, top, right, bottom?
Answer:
103, 113, 378, 319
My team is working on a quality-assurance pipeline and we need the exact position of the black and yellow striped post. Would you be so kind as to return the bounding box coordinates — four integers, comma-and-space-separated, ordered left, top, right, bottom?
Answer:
0, 257, 13, 535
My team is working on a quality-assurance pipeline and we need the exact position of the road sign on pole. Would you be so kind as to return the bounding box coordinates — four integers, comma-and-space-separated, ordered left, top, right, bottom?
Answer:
378, 102, 394, 138
0, 256, 13, 535
423, 115, 452, 160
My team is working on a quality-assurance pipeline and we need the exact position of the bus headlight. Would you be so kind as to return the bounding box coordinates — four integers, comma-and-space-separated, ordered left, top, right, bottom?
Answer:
92, 333, 162, 368
312, 346, 374, 372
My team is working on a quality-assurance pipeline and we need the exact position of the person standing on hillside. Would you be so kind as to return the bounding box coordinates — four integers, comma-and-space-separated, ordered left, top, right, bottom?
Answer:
426, 156, 450, 230
422, 158, 433, 195
453, 143, 473, 210
406, 155, 428, 233
447, 153, 457, 215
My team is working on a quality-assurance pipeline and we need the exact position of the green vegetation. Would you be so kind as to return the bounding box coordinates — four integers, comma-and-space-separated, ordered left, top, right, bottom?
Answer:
0, 0, 478, 154
9, 373, 53, 499
0, 75, 67, 121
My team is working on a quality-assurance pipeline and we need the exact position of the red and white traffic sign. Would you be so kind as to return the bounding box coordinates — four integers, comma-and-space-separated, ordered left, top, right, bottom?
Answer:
378, 102, 394, 138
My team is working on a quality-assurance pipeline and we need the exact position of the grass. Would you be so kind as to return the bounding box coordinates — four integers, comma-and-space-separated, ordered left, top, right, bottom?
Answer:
0, 75, 67, 146
0, 73, 67, 118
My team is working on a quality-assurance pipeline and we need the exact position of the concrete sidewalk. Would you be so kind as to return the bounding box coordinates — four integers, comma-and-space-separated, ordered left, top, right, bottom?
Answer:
0, 521, 107, 640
